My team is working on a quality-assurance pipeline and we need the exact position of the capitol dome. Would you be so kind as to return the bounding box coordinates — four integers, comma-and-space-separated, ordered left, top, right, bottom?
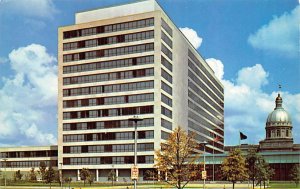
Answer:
265, 93, 293, 139
266, 94, 292, 126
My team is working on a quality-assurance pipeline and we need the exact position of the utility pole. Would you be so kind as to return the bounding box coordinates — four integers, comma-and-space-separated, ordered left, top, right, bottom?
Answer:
129, 116, 143, 189
60, 162, 63, 189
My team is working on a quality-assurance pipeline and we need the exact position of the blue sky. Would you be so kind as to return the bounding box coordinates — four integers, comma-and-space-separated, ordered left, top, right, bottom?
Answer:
0, 0, 299, 146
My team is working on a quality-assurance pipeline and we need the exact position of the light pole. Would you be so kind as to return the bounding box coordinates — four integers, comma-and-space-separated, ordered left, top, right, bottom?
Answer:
59, 162, 63, 189
201, 141, 208, 189
129, 116, 143, 189
2, 158, 8, 189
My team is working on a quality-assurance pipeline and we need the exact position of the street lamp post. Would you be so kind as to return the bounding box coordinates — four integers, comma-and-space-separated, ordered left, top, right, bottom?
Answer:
2, 158, 8, 189
201, 141, 208, 189
59, 162, 63, 189
129, 116, 144, 189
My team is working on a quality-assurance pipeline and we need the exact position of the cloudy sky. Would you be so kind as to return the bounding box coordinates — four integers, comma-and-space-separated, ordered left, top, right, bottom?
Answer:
0, 0, 299, 146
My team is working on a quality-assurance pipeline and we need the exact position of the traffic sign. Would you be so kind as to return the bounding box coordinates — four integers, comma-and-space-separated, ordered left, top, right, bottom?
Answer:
131, 165, 139, 180
202, 170, 207, 179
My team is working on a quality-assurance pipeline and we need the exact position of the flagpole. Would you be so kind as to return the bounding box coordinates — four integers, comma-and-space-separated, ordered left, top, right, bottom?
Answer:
213, 140, 215, 182
239, 130, 241, 147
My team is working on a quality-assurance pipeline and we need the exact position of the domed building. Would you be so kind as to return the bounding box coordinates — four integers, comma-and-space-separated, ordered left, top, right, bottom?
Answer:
259, 93, 295, 151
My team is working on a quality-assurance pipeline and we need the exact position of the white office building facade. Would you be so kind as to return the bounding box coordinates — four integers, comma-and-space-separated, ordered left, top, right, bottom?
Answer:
58, 0, 224, 181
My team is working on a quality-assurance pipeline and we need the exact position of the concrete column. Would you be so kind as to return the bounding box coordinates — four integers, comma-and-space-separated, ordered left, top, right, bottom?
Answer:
116, 169, 119, 182
96, 169, 99, 182
77, 169, 81, 181
158, 170, 161, 181
165, 171, 168, 181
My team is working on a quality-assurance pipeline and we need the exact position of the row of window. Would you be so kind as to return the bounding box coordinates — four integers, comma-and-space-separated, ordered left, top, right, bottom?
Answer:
161, 43, 172, 60
63, 118, 154, 131
63, 93, 154, 108
161, 55, 172, 72
161, 118, 172, 130
188, 90, 222, 121
63, 30, 154, 51
188, 49, 223, 93
188, 70, 223, 109
188, 79, 223, 114
63, 80, 154, 97
188, 110, 224, 136
63, 68, 154, 85
63, 155, 154, 165
161, 81, 172, 95
161, 131, 170, 140
161, 68, 172, 84
0, 161, 57, 168
189, 130, 224, 151
161, 93, 172, 107
63, 43, 154, 63
63, 55, 154, 74
63, 105, 153, 120
188, 60, 223, 100
0, 150, 57, 158
63, 18, 154, 39
63, 130, 154, 142
188, 100, 220, 129
161, 106, 172, 119
161, 31, 172, 48
188, 120, 214, 139
161, 18, 173, 37
63, 143, 154, 154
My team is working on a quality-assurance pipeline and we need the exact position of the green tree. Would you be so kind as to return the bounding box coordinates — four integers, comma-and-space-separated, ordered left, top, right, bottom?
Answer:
87, 174, 94, 186
28, 168, 37, 182
256, 158, 274, 189
80, 168, 91, 186
14, 170, 23, 181
38, 161, 47, 181
44, 165, 55, 189
290, 164, 300, 187
64, 177, 72, 189
246, 150, 274, 189
221, 149, 248, 189
108, 169, 117, 186
155, 127, 199, 189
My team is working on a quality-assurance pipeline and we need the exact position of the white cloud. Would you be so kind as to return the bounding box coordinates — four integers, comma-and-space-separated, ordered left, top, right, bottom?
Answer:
0, 44, 57, 146
236, 64, 269, 90
0, 0, 57, 18
248, 5, 300, 58
206, 59, 300, 145
180, 27, 203, 49
205, 58, 224, 80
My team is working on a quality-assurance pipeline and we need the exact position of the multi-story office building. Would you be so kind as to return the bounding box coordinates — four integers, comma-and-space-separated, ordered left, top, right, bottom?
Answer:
58, 0, 224, 181
0, 146, 58, 178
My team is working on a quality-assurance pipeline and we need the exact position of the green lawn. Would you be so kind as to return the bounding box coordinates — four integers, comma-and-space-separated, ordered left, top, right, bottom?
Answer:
0, 181, 299, 189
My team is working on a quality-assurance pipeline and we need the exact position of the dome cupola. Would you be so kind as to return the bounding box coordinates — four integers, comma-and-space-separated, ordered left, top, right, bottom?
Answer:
265, 93, 293, 140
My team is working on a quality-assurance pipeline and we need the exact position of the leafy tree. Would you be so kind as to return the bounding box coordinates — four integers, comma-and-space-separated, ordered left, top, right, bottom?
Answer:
155, 127, 199, 189
44, 165, 55, 189
290, 164, 300, 187
28, 168, 37, 182
144, 169, 158, 181
80, 168, 91, 186
256, 158, 274, 189
14, 170, 23, 181
87, 174, 94, 186
108, 169, 117, 186
38, 161, 47, 181
246, 150, 274, 189
64, 177, 72, 189
221, 149, 248, 189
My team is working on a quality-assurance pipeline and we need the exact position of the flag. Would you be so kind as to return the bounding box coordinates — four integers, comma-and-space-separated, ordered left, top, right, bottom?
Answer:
240, 132, 247, 140
213, 136, 219, 142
